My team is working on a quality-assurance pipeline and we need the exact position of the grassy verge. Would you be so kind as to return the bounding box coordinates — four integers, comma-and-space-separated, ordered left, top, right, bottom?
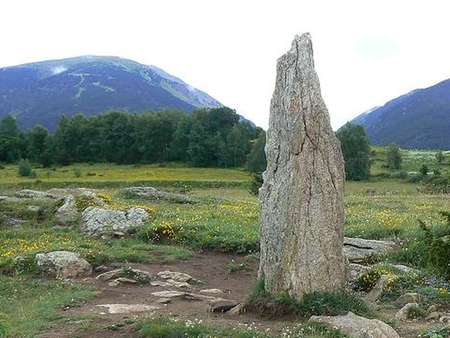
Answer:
0, 276, 96, 338
137, 317, 348, 338
0, 228, 192, 273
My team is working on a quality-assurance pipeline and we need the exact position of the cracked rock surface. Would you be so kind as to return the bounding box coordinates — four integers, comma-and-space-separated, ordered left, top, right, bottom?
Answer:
259, 33, 346, 298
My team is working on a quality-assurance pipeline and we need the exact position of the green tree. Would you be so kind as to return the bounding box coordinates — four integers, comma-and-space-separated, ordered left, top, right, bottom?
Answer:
420, 164, 429, 176
27, 125, 49, 165
0, 115, 21, 163
436, 151, 445, 163
246, 131, 266, 173
386, 144, 402, 170
17, 159, 33, 177
336, 123, 370, 180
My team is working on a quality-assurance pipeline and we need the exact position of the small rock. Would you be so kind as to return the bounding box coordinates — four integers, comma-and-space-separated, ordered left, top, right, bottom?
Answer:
151, 291, 186, 298
347, 263, 371, 283
157, 271, 192, 282
426, 311, 443, 321
395, 303, 419, 321
440, 315, 450, 323
394, 293, 421, 307
27, 205, 41, 213
108, 280, 120, 287
384, 264, 419, 274
151, 281, 172, 287
365, 275, 389, 303
96, 304, 159, 314
55, 195, 78, 226
427, 304, 439, 314
227, 303, 244, 315
35, 251, 92, 279
200, 289, 224, 295
94, 265, 109, 273
208, 299, 239, 313
156, 298, 171, 304
116, 277, 138, 284
96, 267, 152, 283
310, 311, 400, 338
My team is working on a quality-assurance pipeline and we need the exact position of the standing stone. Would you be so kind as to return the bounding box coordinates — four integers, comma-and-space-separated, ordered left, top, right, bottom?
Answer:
258, 33, 346, 298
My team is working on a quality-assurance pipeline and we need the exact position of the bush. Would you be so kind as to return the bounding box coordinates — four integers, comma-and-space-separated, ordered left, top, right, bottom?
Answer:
389, 213, 450, 279
420, 164, 429, 176
73, 167, 82, 177
17, 159, 33, 177
406, 304, 426, 319
249, 172, 263, 196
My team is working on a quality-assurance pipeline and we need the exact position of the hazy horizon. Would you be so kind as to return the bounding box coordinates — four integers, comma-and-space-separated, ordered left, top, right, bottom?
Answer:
1, 0, 449, 129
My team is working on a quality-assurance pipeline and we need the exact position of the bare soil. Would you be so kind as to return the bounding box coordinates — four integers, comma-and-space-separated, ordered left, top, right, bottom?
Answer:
37, 252, 437, 338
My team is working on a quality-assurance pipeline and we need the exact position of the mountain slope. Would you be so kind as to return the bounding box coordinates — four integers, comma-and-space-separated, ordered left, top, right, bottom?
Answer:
352, 79, 450, 150
0, 56, 221, 130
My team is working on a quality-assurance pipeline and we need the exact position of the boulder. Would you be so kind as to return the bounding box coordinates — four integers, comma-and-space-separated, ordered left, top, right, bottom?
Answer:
81, 207, 149, 236
344, 237, 397, 263
35, 251, 92, 278
310, 312, 400, 338
55, 195, 79, 226
121, 186, 195, 204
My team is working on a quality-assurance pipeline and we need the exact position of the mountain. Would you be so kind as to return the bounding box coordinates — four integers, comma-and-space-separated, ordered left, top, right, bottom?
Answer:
352, 79, 450, 150
0, 56, 222, 130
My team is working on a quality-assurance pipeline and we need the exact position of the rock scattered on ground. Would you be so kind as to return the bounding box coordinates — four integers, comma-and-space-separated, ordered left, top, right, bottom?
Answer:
347, 263, 371, 284
15, 189, 57, 199
96, 267, 153, 283
365, 275, 389, 303
151, 291, 186, 299
310, 311, 400, 338
394, 293, 422, 307
35, 251, 92, 279
395, 303, 419, 321
122, 186, 196, 204
200, 288, 224, 295
55, 195, 78, 226
81, 207, 149, 236
343, 237, 397, 263
157, 270, 193, 282
207, 299, 239, 313
96, 304, 159, 314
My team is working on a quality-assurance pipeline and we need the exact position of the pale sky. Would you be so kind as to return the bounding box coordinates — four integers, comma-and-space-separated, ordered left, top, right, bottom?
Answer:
1, 0, 449, 129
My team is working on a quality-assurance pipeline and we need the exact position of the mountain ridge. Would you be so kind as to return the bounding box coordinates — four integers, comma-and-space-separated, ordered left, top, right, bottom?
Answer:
0, 55, 222, 130
352, 79, 450, 150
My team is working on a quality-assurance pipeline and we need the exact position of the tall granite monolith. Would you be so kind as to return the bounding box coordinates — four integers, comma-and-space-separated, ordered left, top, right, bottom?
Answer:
258, 33, 346, 299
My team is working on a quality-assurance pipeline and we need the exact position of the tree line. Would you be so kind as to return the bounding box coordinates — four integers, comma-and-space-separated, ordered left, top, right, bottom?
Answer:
0, 107, 266, 168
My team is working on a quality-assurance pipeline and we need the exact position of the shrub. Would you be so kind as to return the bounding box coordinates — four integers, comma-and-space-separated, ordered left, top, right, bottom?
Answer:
73, 167, 82, 177
386, 144, 402, 170
389, 213, 450, 279
247, 280, 371, 318
249, 172, 263, 195
420, 164, 429, 176
406, 304, 426, 319
17, 159, 33, 177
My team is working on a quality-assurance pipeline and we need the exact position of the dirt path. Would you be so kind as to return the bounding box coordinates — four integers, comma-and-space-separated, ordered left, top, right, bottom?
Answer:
37, 252, 435, 338
38, 253, 291, 338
